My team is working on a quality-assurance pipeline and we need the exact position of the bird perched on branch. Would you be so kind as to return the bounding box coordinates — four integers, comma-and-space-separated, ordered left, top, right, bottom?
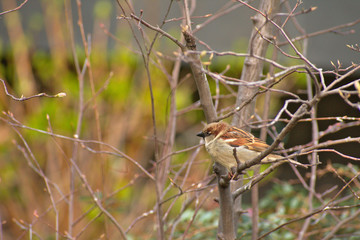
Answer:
197, 121, 285, 173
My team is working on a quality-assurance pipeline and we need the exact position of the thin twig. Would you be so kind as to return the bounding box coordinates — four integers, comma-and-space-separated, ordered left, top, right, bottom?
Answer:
0, 0, 28, 16
0, 79, 66, 101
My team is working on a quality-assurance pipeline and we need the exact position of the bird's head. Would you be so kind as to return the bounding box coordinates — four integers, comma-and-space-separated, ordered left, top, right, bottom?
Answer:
196, 121, 230, 139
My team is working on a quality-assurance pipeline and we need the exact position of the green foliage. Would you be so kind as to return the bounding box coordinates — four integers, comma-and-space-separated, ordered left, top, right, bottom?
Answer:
167, 178, 358, 239
94, 1, 112, 20
172, 208, 218, 239
28, 12, 44, 32
32, 51, 54, 82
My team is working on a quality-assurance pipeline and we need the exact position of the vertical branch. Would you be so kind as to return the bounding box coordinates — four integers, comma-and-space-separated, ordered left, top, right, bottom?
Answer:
231, 1, 280, 235
181, 0, 216, 123
76, 0, 102, 142
232, 0, 280, 127
253, 6, 281, 238
116, 2, 166, 238
282, 3, 321, 236
158, 56, 180, 193
142, 65, 165, 240
253, 48, 278, 239
68, 0, 99, 236
181, 2, 235, 239
299, 36, 319, 240
215, 168, 236, 240
75, 3, 106, 214
182, 28, 217, 123
252, 75, 272, 240
154, 0, 178, 193
145, 58, 164, 240
64, 0, 82, 236
130, 11, 165, 240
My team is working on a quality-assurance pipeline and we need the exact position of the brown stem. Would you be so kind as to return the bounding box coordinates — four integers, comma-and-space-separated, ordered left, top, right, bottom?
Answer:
231, 2, 281, 238
232, 0, 280, 127
182, 28, 217, 123
181, 14, 235, 240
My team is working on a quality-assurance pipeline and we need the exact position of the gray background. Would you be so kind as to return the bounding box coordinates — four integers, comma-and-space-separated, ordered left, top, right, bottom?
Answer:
1, 0, 359, 68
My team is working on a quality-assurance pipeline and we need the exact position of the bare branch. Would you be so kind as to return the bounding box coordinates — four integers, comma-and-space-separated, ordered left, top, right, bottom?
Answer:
0, 0, 28, 16
0, 79, 66, 101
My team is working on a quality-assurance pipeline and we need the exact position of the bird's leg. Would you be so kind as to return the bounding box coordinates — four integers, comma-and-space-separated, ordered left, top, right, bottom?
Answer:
231, 148, 244, 180
233, 148, 240, 166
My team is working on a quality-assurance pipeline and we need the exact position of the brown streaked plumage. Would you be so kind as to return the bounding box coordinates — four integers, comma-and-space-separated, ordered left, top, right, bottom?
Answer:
197, 121, 284, 172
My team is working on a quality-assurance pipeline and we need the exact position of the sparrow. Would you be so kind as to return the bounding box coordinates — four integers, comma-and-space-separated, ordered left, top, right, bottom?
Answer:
197, 121, 284, 172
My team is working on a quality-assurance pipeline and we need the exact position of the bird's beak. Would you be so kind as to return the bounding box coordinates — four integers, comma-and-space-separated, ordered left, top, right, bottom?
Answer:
196, 131, 205, 138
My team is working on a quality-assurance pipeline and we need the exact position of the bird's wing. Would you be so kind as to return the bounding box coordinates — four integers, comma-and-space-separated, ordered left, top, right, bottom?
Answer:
221, 126, 269, 152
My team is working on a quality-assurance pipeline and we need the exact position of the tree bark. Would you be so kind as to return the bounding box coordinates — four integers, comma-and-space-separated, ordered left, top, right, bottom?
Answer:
232, 0, 281, 127
182, 27, 235, 240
